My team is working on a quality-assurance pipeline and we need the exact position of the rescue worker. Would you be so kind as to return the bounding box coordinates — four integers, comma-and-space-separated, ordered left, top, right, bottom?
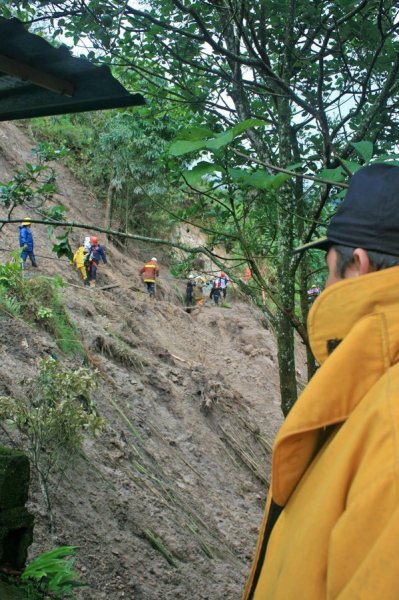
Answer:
72, 243, 89, 286
306, 283, 321, 304
193, 279, 205, 306
244, 265, 252, 282
140, 257, 159, 299
212, 279, 221, 305
219, 272, 229, 300
86, 236, 107, 288
84, 236, 91, 252
19, 218, 37, 268
243, 164, 399, 600
185, 274, 195, 306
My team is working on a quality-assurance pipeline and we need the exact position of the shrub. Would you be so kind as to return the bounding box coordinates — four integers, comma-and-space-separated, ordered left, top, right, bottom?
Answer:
0, 256, 82, 355
0, 358, 105, 530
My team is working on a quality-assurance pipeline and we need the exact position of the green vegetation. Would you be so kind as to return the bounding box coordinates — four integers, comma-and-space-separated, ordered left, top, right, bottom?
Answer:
93, 333, 145, 371
0, 255, 82, 355
0, 160, 56, 216
143, 529, 178, 567
0, 546, 84, 599
0, 358, 104, 530
29, 110, 181, 242
21, 546, 84, 599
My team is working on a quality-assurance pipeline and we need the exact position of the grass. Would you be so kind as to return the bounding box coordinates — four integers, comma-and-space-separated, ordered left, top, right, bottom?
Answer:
0, 260, 84, 356
24, 277, 84, 356
92, 334, 145, 371
143, 529, 178, 567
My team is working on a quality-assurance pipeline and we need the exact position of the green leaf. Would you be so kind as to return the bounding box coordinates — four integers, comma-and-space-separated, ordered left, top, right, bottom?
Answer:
352, 141, 373, 162
182, 161, 222, 185
231, 118, 269, 137
205, 130, 234, 150
175, 126, 214, 141
169, 119, 269, 157
342, 160, 363, 174
229, 165, 298, 190
229, 169, 269, 188
168, 139, 206, 156
319, 166, 346, 182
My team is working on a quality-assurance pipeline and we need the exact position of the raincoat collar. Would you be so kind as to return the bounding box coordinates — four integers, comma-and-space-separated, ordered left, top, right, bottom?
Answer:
271, 266, 399, 506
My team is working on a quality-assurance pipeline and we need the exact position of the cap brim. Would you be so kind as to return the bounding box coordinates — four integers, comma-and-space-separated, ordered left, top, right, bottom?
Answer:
293, 236, 331, 254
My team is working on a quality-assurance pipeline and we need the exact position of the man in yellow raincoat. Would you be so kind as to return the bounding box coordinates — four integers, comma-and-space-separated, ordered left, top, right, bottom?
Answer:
72, 244, 89, 286
243, 164, 399, 600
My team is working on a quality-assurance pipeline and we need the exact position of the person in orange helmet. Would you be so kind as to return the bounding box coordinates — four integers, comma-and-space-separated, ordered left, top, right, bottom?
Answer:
219, 271, 229, 300
86, 236, 107, 287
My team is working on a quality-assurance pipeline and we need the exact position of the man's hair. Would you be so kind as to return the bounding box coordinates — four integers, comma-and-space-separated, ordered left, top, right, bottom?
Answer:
333, 245, 399, 278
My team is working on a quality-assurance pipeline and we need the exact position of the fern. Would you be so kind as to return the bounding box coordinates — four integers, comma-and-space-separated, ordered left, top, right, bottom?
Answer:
0, 288, 22, 318
21, 546, 85, 599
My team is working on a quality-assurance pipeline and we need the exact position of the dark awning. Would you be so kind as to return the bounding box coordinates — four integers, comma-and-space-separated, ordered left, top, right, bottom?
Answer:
0, 17, 145, 121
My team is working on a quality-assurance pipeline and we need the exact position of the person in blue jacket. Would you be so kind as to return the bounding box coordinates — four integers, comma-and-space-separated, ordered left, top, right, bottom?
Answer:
19, 218, 37, 268
85, 236, 107, 287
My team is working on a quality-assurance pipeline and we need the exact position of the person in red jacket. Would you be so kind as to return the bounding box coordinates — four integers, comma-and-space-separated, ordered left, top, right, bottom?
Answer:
140, 257, 159, 299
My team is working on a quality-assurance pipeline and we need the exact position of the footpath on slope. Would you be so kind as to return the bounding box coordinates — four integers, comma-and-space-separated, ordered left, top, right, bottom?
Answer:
0, 121, 291, 600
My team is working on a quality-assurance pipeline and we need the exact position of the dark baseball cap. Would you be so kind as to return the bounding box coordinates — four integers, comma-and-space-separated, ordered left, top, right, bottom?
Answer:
294, 163, 399, 255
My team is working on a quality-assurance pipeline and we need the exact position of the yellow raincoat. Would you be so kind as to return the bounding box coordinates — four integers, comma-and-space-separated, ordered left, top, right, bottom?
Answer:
72, 246, 87, 281
243, 266, 399, 600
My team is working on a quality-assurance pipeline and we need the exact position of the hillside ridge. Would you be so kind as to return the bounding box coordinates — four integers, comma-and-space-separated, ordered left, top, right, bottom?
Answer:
0, 121, 283, 599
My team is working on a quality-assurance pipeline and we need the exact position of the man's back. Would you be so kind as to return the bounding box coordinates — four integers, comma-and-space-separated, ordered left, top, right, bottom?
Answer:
245, 267, 399, 599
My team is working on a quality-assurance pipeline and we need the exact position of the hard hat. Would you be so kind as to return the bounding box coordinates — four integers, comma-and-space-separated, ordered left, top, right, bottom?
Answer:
188, 274, 194, 279
22, 217, 31, 226
90, 236, 99, 244
151, 257, 157, 262
220, 272, 226, 277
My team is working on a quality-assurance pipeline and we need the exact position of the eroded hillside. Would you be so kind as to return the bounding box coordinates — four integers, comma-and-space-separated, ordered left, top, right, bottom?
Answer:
0, 121, 287, 599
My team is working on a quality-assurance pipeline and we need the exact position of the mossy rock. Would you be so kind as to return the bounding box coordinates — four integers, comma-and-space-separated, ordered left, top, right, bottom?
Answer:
0, 580, 30, 599
0, 446, 30, 510
0, 507, 34, 569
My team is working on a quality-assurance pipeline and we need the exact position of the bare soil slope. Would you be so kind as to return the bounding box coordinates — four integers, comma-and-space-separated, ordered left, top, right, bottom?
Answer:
0, 122, 286, 599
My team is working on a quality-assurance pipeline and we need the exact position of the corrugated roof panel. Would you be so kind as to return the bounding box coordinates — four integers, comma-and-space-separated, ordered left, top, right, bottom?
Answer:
0, 74, 28, 92
0, 17, 145, 121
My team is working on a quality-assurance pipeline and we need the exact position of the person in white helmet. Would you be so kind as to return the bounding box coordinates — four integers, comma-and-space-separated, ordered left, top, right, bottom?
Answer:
185, 274, 195, 306
139, 257, 159, 299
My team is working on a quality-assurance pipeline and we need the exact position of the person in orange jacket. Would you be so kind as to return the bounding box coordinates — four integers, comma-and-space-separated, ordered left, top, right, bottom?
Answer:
140, 257, 159, 299
244, 265, 252, 282
243, 164, 399, 600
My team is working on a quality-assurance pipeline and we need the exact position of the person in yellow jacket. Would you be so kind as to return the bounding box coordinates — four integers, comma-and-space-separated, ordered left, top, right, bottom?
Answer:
243, 164, 399, 600
72, 244, 89, 287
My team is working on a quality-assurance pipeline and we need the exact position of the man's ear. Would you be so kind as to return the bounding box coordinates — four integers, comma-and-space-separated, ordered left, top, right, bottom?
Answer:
350, 248, 375, 276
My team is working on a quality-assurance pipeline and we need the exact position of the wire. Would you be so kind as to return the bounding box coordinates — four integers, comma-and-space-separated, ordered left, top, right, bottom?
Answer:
0, 247, 70, 262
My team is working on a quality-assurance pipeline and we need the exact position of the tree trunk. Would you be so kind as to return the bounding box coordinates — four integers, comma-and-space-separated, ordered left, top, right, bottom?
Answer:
299, 260, 318, 381
105, 178, 115, 240
275, 179, 298, 414
37, 468, 54, 533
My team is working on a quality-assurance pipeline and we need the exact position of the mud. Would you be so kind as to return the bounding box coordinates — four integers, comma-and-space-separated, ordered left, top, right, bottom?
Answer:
0, 122, 295, 599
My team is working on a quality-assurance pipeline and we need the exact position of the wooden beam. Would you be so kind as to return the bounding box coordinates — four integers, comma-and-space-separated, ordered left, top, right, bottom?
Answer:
0, 53, 75, 96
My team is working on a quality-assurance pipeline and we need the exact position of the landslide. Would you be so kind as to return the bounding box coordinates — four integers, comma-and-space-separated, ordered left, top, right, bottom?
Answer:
0, 121, 286, 600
